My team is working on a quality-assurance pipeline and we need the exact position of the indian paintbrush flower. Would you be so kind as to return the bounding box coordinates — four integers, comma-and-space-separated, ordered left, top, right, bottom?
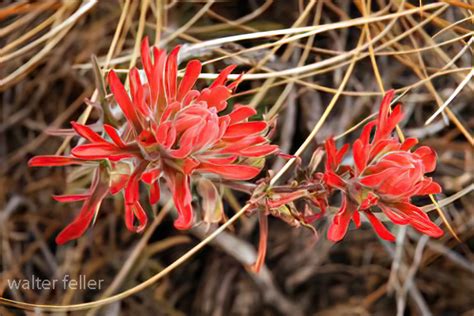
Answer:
321, 90, 444, 241
29, 37, 278, 244
28, 39, 442, 260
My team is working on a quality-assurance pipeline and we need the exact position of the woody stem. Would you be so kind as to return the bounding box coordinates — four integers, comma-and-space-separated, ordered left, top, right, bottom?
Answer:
216, 179, 326, 196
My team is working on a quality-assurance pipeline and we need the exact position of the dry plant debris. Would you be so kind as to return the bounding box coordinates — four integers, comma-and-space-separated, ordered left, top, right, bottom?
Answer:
1, 0, 473, 315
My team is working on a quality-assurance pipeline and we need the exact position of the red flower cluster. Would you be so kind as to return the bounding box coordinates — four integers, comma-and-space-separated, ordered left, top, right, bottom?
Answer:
322, 90, 443, 241
29, 38, 278, 244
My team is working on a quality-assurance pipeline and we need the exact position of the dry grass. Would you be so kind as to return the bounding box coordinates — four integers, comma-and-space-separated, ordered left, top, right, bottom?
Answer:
1, 0, 473, 315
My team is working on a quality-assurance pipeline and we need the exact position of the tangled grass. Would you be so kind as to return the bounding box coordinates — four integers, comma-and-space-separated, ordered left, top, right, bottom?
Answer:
1, 0, 473, 315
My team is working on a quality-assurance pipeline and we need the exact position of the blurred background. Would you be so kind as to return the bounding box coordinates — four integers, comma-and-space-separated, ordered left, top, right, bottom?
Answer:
1, 0, 473, 315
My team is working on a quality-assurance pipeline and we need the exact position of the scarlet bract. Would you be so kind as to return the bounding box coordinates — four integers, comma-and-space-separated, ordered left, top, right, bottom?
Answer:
29, 39, 443, 247
321, 90, 443, 241
29, 37, 278, 244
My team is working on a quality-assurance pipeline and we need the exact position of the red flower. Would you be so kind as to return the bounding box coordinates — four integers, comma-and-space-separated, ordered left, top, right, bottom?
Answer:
322, 90, 443, 242
29, 37, 278, 244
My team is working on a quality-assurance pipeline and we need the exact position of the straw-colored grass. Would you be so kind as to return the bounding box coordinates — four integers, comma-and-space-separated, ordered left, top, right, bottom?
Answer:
1, 0, 473, 314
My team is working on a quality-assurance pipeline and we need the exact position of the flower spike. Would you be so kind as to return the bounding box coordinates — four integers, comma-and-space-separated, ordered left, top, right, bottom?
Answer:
30, 38, 278, 244
320, 91, 444, 241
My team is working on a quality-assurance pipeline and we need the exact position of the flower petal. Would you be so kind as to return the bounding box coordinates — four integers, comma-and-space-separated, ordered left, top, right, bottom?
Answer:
28, 155, 83, 167
415, 178, 442, 195
199, 155, 237, 165
166, 172, 193, 230
169, 123, 201, 158
124, 161, 148, 205
110, 173, 128, 195
379, 204, 410, 225
400, 137, 418, 151
183, 157, 200, 174
129, 67, 150, 117
142, 167, 161, 184
174, 116, 203, 133
71, 122, 106, 143
140, 36, 152, 78
125, 201, 148, 233
72, 143, 133, 160
209, 65, 236, 88
359, 168, 394, 188
374, 89, 395, 141
359, 192, 379, 210
104, 124, 126, 148
223, 121, 267, 139
324, 138, 347, 171
155, 121, 176, 149
149, 47, 166, 109
352, 210, 361, 228
149, 181, 161, 205
165, 45, 180, 102
352, 139, 367, 174
384, 104, 404, 137
395, 202, 444, 237
414, 146, 437, 173
53, 194, 90, 203
227, 72, 243, 90
177, 60, 202, 101
323, 171, 346, 190
55, 169, 109, 244
198, 86, 231, 111
228, 105, 257, 123
238, 144, 279, 157
327, 196, 352, 242
359, 121, 376, 145
364, 211, 395, 241
108, 70, 141, 132
198, 162, 261, 180
218, 136, 266, 154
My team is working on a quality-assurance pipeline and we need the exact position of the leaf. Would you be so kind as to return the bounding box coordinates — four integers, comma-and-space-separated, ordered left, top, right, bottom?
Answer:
197, 178, 224, 224
308, 147, 324, 174
91, 54, 107, 102
271, 204, 297, 225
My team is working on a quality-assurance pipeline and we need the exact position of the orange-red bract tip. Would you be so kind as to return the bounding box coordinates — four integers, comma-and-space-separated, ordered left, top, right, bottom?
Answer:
323, 91, 444, 242
28, 156, 82, 167
30, 38, 278, 245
